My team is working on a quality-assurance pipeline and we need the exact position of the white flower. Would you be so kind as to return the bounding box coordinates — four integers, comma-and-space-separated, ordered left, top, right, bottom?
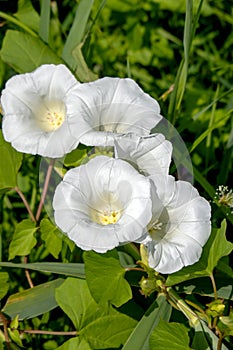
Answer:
53, 155, 153, 252
1, 64, 82, 158
114, 133, 172, 176
142, 175, 211, 274
68, 77, 162, 146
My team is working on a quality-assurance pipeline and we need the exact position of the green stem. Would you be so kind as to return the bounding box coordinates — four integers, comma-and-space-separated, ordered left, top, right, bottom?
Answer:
166, 287, 200, 327
210, 272, 218, 300
0, 11, 37, 37
36, 158, 55, 222
185, 299, 206, 316
124, 267, 144, 272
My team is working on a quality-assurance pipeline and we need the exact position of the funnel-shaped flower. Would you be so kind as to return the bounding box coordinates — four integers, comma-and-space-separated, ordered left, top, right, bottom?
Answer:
142, 175, 211, 274
53, 156, 153, 252
114, 133, 172, 176
1, 64, 81, 158
69, 77, 162, 146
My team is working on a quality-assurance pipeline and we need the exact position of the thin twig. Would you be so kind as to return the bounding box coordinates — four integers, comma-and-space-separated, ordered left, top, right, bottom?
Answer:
14, 187, 36, 222
217, 332, 223, 350
21, 329, 77, 336
36, 158, 55, 222
0, 312, 11, 350
23, 256, 34, 288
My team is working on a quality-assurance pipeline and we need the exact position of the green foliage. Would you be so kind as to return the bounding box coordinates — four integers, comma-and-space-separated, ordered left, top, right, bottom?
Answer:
8, 219, 38, 260
0, 272, 9, 299
0, 130, 23, 193
1, 30, 62, 73
56, 278, 137, 349
149, 319, 191, 350
15, 0, 40, 32
62, 0, 95, 70
0, 0, 232, 349
2, 279, 64, 320
0, 261, 86, 278
84, 249, 132, 307
122, 295, 172, 350
40, 218, 63, 259
57, 338, 91, 350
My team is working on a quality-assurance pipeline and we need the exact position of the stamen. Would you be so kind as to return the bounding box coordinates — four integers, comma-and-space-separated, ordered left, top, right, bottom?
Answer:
36, 101, 66, 132
215, 185, 233, 210
93, 210, 122, 225
148, 219, 163, 234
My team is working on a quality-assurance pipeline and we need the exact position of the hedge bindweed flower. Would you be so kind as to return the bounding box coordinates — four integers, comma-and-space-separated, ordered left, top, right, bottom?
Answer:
68, 77, 162, 146
53, 156, 153, 252
141, 175, 211, 274
1, 64, 82, 158
114, 133, 172, 176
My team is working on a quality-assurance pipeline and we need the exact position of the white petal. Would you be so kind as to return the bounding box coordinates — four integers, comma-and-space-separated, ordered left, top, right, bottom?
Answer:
69, 77, 162, 146
147, 235, 203, 274
1, 64, 81, 157
144, 176, 211, 273
114, 133, 172, 176
53, 156, 152, 251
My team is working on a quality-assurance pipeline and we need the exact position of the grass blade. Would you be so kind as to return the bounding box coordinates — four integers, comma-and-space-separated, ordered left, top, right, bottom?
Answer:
168, 0, 204, 124
62, 0, 94, 70
122, 294, 172, 350
0, 262, 85, 278
39, 0, 51, 43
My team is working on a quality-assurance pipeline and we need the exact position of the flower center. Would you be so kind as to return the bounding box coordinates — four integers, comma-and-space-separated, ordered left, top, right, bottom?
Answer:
93, 210, 121, 225
36, 101, 66, 132
148, 219, 163, 237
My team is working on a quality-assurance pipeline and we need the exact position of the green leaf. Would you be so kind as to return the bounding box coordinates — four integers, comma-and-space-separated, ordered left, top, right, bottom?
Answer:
175, 274, 233, 300
2, 279, 64, 320
62, 0, 94, 69
1, 30, 62, 73
55, 278, 103, 330
0, 130, 23, 193
79, 313, 137, 349
56, 278, 137, 349
14, 0, 40, 33
0, 262, 85, 278
0, 272, 9, 299
122, 294, 172, 350
64, 148, 88, 167
8, 327, 23, 348
72, 44, 98, 82
219, 311, 233, 337
166, 220, 233, 286
149, 319, 191, 350
207, 220, 232, 274
9, 219, 38, 260
192, 319, 229, 350
40, 218, 62, 259
57, 338, 91, 350
83, 249, 132, 307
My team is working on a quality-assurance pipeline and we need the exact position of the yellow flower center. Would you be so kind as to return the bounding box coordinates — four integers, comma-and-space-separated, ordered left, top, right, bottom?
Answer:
93, 210, 121, 225
36, 101, 66, 132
